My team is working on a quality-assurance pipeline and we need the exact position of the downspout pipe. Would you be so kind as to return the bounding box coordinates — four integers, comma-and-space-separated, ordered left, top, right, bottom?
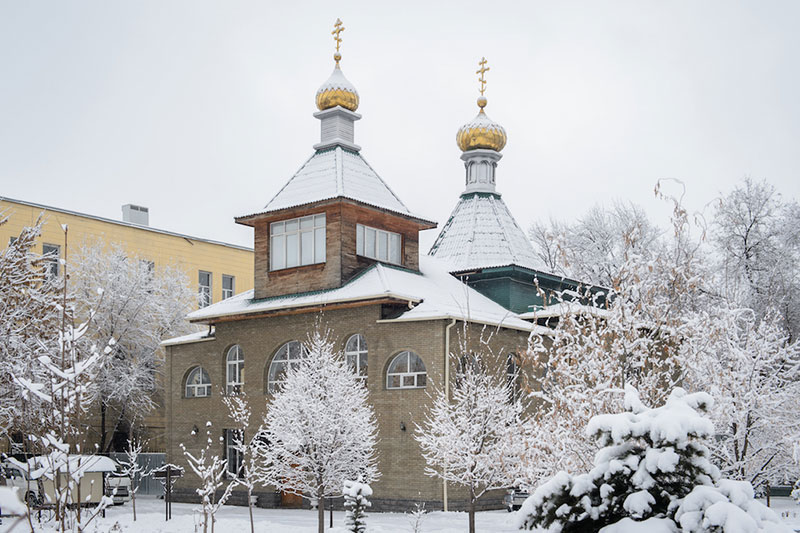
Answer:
443, 317, 457, 512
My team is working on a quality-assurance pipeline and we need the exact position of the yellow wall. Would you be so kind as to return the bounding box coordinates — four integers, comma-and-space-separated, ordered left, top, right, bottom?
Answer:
0, 197, 253, 307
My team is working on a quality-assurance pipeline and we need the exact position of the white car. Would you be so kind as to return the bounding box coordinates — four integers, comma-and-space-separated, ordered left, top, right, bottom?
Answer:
1, 460, 41, 507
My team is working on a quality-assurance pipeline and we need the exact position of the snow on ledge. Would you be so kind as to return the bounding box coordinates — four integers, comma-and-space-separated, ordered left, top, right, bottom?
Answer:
162, 329, 216, 347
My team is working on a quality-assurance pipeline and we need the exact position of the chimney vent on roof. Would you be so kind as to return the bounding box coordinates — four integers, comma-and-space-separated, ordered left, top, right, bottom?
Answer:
122, 204, 149, 226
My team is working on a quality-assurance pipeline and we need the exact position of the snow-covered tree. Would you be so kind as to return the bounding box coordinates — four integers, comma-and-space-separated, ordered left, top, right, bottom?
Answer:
261, 327, 379, 533
6, 222, 115, 531
0, 214, 64, 446
711, 178, 800, 340
528, 201, 661, 286
684, 307, 800, 490
180, 421, 235, 533
415, 350, 528, 533
343, 480, 372, 533
120, 436, 148, 521
523, 185, 705, 481
517, 386, 791, 533
70, 242, 194, 451
223, 393, 265, 533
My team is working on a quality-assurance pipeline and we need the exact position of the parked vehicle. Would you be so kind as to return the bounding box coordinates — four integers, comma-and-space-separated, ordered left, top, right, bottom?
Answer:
504, 487, 529, 512
6, 455, 131, 507
1, 459, 41, 506
106, 460, 132, 505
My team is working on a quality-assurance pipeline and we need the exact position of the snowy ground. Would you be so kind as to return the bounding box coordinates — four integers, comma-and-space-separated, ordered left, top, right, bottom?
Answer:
0, 495, 521, 532
1, 496, 797, 532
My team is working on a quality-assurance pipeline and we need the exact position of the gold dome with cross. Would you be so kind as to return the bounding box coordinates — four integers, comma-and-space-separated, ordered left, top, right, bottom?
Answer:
316, 19, 360, 112
456, 57, 507, 152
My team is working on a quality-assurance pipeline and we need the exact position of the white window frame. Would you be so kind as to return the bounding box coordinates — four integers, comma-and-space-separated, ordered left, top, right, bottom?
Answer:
507, 354, 520, 403
345, 334, 368, 384
356, 224, 401, 264
267, 340, 307, 393
270, 214, 326, 271
386, 351, 427, 389
42, 243, 60, 278
199, 271, 212, 308
222, 274, 235, 300
185, 366, 211, 398
226, 345, 244, 395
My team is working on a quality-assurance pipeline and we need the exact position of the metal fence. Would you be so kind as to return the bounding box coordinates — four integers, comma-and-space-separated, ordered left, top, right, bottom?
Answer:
109, 452, 166, 496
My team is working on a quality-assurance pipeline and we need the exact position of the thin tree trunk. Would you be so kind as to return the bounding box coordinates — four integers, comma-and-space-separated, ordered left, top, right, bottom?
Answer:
100, 401, 107, 452
318, 495, 325, 533
132, 488, 137, 521
469, 492, 476, 533
248, 488, 255, 533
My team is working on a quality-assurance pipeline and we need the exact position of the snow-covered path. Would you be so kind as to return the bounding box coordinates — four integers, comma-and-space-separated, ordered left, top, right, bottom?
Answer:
2, 496, 797, 532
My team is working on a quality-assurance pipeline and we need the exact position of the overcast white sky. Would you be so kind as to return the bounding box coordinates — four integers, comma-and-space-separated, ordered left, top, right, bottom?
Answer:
1, 1, 798, 250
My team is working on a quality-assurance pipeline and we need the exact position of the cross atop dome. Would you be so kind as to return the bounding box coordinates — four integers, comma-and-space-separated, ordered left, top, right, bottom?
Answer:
456, 57, 507, 153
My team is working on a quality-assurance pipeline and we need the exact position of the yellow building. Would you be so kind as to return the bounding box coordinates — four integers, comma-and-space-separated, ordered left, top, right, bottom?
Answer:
0, 196, 254, 451
0, 197, 253, 308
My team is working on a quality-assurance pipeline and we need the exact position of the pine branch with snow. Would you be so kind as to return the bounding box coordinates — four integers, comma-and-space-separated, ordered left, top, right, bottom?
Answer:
517, 386, 791, 533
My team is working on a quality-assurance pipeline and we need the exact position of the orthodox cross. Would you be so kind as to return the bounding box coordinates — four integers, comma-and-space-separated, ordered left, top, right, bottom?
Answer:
332, 19, 345, 65
476, 57, 490, 96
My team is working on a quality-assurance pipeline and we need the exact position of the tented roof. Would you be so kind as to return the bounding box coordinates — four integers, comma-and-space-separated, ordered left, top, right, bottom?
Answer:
241, 146, 431, 224
429, 192, 540, 272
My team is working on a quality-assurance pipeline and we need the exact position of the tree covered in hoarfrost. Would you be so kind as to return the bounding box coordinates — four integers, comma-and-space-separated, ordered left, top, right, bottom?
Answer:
70, 242, 195, 451
683, 307, 800, 491
528, 201, 661, 286
517, 386, 791, 533
223, 393, 266, 533
524, 186, 704, 480
711, 178, 800, 340
261, 327, 379, 533
416, 349, 529, 533
4, 222, 115, 531
0, 214, 64, 443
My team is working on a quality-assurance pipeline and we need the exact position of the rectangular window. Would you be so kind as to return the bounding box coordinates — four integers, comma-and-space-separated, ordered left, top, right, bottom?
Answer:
198, 271, 212, 308
356, 224, 402, 265
223, 429, 243, 478
42, 243, 60, 278
222, 275, 235, 300
270, 214, 326, 271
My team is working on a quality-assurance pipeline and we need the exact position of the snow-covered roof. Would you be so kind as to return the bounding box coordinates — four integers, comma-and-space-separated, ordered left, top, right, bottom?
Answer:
518, 301, 610, 321
161, 329, 217, 347
179, 255, 539, 333
429, 192, 540, 272
242, 146, 431, 223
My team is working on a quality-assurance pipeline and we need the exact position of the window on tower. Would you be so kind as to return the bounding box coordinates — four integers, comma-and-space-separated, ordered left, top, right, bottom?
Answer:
356, 224, 401, 265
270, 214, 326, 270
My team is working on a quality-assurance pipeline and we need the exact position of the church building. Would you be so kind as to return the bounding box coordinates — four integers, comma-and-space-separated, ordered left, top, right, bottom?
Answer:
164, 22, 588, 511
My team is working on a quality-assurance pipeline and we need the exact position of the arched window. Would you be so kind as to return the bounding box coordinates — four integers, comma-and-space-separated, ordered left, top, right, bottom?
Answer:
345, 334, 368, 384
185, 366, 211, 398
387, 351, 427, 389
267, 341, 306, 394
226, 345, 244, 395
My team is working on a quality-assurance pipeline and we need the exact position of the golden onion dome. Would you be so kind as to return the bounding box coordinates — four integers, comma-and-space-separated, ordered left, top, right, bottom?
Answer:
316, 63, 359, 112
456, 96, 507, 152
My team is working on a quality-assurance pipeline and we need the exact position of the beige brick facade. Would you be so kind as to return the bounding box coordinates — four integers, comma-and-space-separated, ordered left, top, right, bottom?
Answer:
165, 304, 530, 510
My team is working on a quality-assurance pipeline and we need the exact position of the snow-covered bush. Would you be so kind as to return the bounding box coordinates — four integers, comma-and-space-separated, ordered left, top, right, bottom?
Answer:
517, 386, 790, 533
343, 480, 372, 533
